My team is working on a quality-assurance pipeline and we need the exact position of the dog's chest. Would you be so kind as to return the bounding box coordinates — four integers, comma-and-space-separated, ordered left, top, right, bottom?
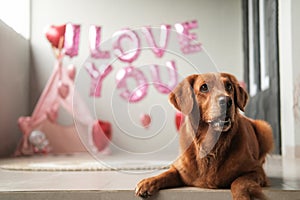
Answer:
194, 156, 231, 188
177, 148, 242, 189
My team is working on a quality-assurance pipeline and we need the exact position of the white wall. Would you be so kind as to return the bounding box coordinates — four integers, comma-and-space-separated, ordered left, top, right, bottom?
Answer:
291, 0, 300, 155
0, 20, 30, 157
279, 0, 300, 157
292, 0, 300, 77
30, 0, 243, 95
30, 0, 243, 155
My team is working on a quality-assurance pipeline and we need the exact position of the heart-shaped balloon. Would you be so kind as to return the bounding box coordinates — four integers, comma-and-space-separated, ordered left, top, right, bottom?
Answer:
140, 114, 151, 129
175, 111, 185, 131
67, 64, 76, 81
58, 82, 69, 99
45, 24, 66, 48
46, 108, 58, 123
92, 120, 112, 151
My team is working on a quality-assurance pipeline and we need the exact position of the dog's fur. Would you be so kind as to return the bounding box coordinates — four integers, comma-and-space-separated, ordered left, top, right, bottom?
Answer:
135, 73, 274, 200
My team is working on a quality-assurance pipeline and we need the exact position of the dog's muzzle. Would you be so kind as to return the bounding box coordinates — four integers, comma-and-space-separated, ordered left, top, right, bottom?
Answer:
208, 117, 232, 130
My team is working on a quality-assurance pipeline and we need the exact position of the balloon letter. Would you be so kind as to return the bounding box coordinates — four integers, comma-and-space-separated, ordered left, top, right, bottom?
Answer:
175, 20, 202, 54
89, 26, 111, 59
64, 23, 80, 58
150, 60, 178, 94
142, 24, 171, 58
85, 62, 113, 97
112, 29, 141, 63
116, 66, 148, 103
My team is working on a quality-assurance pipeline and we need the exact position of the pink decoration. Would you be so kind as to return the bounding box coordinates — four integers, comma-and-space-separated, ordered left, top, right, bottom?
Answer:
67, 64, 76, 80
113, 29, 141, 63
150, 60, 178, 94
142, 24, 171, 58
45, 24, 66, 48
175, 20, 202, 54
28, 130, 50, 153
116, 66, 148, 103
92, 120, 112, 151
175, 111, 185, 131
46, 108, 58, 123
63, 23, 80, 58
85, 62, 113, 97
16, 56, 110, 156
89, 25, 111, 59
58, 82, 69, 99
140, 114, 151, 129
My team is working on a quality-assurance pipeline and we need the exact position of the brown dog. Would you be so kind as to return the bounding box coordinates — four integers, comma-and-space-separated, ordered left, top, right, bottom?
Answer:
135, 73, 273, 200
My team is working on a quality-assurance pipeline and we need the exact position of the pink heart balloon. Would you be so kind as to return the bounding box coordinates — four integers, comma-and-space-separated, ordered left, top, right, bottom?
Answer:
47, 108, 58, 123
58, 83, 69, 99
67, 64, 76, 81
140, 114, 151, 129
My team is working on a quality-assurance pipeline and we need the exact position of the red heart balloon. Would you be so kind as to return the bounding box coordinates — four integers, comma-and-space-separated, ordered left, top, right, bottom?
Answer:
140, 114, 151, 129
45, 24, 66, 48
92, 120, 112, 151
175, 111, 185, 131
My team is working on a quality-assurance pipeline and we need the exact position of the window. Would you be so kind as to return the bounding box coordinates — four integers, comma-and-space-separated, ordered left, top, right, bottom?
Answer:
0, 0, 30, 39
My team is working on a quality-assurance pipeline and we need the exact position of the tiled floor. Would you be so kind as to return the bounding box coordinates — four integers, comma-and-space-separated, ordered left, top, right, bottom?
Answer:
0, 153, 299, 200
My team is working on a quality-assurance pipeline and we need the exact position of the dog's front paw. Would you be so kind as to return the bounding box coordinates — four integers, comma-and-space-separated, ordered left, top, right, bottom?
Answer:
135, 177, 160, 198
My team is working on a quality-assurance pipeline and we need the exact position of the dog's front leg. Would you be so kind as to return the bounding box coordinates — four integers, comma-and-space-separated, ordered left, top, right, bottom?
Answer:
230, 170, 268, 200
135, 165, 183, 198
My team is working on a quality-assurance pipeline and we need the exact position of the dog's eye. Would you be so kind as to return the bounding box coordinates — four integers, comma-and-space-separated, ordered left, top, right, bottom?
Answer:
200, 83, 209, 93
225, 82, 233, 91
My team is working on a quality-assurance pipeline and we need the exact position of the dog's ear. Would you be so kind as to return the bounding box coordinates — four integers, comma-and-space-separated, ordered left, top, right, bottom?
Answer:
169, 75, 197, 115
224, 73, 249, 112
235, 83, 248, 112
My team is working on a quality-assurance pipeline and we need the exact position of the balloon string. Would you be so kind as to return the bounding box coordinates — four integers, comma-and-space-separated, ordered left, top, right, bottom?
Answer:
32, 36, 65, 123
51, 36, 65, 83
51, 36, 65, 60
31, 60, 61, 122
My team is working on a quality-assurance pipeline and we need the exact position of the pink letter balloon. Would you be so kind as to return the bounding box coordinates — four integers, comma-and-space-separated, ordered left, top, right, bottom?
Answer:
150, 60, 178, 94
116, 66, 148, 103
175, 20, 202, 54
89, 25, 111, 59
85, 62, 113, 97
63, 23, 80, 58
142, 24, 171, 58
113, 29, 141, 63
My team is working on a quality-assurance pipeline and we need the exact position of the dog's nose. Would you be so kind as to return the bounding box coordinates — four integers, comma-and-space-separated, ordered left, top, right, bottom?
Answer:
218, 96, 232, 109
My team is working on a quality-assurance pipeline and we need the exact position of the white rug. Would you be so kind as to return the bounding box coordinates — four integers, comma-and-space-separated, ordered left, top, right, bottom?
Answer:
0, 154, 170, 172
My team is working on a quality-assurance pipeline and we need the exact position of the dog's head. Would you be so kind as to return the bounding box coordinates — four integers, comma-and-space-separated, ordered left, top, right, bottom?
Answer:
169, 73, 248, 132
